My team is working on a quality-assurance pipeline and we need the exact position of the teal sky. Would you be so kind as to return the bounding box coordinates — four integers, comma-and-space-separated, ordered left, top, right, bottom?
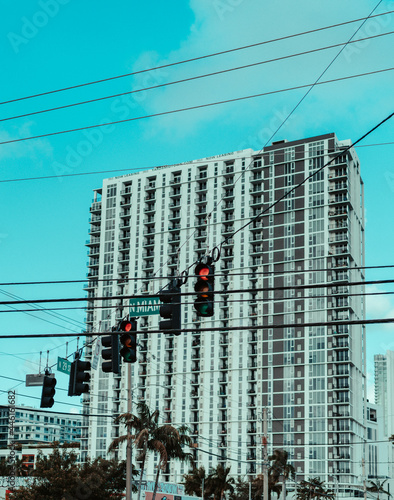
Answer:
0, 0, 393, 411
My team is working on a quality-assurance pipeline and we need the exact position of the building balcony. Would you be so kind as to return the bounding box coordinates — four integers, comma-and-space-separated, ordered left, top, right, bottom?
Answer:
89, 225, 101, 235
195, 184, 207, 193
120, 198, 132, 207
329, 182, 349, 192
250, 196, 263, 207
120, 187, 132, 196
221, 225, 234, 236
223, 165, 234, 175
145, 204, 155, 214
120, 232, 131, 241
222, 178, 234, 187
90, 201, 102, 213
222, 202, 234, 211
169, 234, 180, 244
249, 185, 263, 195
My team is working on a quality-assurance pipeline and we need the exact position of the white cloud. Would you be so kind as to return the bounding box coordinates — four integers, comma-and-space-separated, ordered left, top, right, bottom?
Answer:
366, 284, 394, 327
123, 0, 394, 148
0, 121, 53, 164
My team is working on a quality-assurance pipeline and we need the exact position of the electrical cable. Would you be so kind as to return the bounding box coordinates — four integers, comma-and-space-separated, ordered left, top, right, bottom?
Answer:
0, 141, 392, 185
1, 289, 393, 314
1, 10, 391, 107
0, 277, 391, 306
1, 317, 393, 339
1, 263, 393, 286
0, 67, 392, 147
2, 32, 393, 125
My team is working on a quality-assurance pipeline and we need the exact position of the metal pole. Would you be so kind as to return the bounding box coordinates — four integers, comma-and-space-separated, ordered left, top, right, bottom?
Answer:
126, 362, 132, 500
202, 477, 204, 500
362, 458, 367, 500
263, 408, 268, 500
249, 481, 252, 500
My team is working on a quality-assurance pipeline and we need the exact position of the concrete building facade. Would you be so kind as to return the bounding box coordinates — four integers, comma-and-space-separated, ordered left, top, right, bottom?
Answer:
82, 133, 368, 494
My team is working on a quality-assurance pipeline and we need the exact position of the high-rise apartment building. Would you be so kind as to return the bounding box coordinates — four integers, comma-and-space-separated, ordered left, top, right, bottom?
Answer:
374, 351, 394, 437
82, 133, 367, 494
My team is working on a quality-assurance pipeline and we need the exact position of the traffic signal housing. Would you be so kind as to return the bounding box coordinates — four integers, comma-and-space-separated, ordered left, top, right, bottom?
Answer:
101, 331, 120, 374
119, 319, 137, 363
40, 374, 56, 408
159, 283, 181, 335
68, 356, 91, 396
194, 262, 214, 317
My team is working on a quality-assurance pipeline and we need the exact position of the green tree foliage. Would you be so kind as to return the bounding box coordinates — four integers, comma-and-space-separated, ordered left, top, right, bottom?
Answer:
109, 401, 193, 500
228, 449, 295, 500
205, 464, 235, 500
9, 446, 133, 500
184, 466, 209, 498
296, 477, 335, 500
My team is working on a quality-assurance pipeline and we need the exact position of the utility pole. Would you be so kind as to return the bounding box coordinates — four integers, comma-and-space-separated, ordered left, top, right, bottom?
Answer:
362, 458, 367, 500
263, 407, 269, 500
126, 362, 132, 500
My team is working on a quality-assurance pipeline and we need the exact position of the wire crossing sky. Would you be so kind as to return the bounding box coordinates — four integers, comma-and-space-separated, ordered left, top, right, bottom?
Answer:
0, 0, 393, 411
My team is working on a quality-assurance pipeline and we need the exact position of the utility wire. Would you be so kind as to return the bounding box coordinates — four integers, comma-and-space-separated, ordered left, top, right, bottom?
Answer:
0, 277, 390, 306
0, 141, 392, 184
1, 317, 393, 339
2, 32, 393, 125
0, 67, 392, 147
1, 264, 393, 286
1, 11, 391, 107
1, 290, 393, 314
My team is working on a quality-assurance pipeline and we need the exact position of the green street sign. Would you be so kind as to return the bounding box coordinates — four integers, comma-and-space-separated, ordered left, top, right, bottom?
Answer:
129, 297, 160, 317
57, 357, 71, 375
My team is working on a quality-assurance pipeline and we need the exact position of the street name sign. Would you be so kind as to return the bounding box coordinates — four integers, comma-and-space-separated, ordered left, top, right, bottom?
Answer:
57, 357, 71, 375
129, 297, 160, 317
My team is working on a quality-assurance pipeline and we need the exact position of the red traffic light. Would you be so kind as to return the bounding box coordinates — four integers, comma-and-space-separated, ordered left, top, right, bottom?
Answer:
119, 320, 135, 332
195, 263, 212, 280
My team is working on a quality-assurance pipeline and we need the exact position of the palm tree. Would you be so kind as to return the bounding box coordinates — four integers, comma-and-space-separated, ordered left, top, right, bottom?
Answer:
269, 449, 294, 500
109, 402, 193, 500
296, 477, 335, 500
183, 466, 208, 497
366, 479, 391, 500
206, 464, 235, 500
151, 423, 194, 500
108, 402, 161, 500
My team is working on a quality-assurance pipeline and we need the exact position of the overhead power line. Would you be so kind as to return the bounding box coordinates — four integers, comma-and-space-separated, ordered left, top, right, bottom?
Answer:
0, 142, 393, 185
0, 317, 393, 339
0, 264, 393, 286
0, 67, 392, 147
1, 10, 391, 107
1, 290, 393, 315
2, 31, 393, 125
0, 278, 392, 306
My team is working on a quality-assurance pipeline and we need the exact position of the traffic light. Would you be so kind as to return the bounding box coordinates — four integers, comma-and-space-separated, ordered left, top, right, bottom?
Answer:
68, 356, 91, 396
40, 373, 56, 408
159, 282, 181, 335
101, 331, 120, 374
119, 319, 137, 363
194, 261, 214, 317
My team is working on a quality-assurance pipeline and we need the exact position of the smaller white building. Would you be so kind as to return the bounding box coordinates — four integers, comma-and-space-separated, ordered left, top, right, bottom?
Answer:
0, 405, 82, 449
